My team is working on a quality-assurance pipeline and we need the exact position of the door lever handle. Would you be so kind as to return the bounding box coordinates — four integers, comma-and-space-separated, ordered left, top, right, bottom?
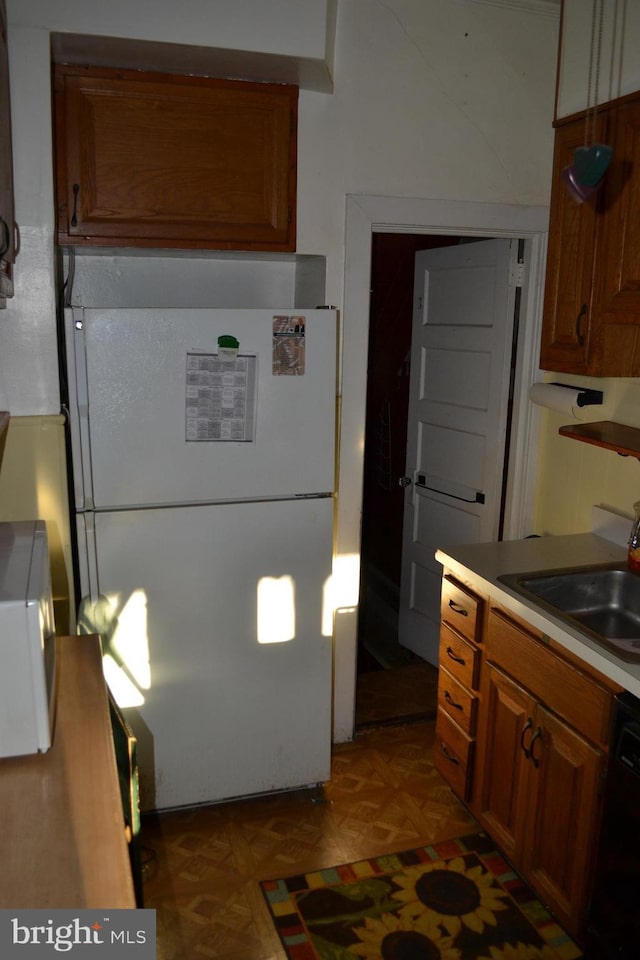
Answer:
415, 474, 485, 504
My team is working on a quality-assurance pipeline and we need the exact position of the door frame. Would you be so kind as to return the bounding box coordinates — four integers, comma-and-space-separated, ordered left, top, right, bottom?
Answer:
332, 195, 549, 743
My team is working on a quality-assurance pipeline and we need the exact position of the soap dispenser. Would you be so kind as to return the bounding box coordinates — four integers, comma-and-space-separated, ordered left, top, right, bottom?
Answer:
628, 501, 640, 573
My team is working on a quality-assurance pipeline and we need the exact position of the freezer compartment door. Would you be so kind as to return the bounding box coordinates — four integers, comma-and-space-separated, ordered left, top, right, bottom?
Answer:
65, 308, 337, 509
78, 497, 334, 810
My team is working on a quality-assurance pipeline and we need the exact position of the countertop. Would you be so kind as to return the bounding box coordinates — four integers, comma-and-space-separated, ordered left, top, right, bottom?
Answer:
435, 532, 640, 699
0, 635, 136, 908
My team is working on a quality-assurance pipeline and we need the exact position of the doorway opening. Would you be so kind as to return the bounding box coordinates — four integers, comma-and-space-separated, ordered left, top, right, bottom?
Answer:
334, 195, 547, 746
354, 231, 519, 729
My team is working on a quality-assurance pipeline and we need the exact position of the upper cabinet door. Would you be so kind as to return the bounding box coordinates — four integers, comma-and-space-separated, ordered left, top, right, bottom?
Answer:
539, 114, 607, 375
541, 92, 640, 377
54, 64, 298, 253
597, 96, 640, 326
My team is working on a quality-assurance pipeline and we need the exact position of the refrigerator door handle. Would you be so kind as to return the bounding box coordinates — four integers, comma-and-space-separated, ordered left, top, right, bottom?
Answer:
66, 308, 95, 510
76, 512, 100, 604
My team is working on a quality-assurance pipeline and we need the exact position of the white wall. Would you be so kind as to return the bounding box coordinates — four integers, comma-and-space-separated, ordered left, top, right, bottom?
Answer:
557, 0, 640, 118
8, 0, 334, 61
1, 0, 560, 413
0, 24, 57, 413
298, 0, 559, 294
0, 0, 560, 737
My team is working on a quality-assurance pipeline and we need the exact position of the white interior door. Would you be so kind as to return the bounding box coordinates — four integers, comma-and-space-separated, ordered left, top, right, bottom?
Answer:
398, 239, 519, 664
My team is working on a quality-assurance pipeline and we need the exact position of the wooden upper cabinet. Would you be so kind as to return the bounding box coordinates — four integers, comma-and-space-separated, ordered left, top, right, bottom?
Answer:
54, 64, 298, 252
541, 91, 640, 377
597, 96, 640, 326
539, 114, 607, 375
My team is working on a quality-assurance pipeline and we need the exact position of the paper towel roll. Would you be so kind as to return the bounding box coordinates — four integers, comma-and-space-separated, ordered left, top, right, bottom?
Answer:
528, 382, 590, 417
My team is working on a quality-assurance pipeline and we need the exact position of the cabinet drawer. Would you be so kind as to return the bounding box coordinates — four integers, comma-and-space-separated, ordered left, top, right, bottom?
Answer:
439, 622, 480, 690
486, 609, 614, 746
438, 667, 478, 735
434, 707, 474, 801
440, 576, 481, 644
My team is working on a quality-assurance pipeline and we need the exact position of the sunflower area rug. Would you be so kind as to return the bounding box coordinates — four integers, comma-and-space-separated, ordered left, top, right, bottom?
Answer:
261, 834, 583, 960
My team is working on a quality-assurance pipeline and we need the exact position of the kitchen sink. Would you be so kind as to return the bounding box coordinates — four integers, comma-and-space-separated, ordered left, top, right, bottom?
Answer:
497, 562, 640, 662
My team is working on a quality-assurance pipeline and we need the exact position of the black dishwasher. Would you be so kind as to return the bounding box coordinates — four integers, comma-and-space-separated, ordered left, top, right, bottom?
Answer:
586, 692, 640, 959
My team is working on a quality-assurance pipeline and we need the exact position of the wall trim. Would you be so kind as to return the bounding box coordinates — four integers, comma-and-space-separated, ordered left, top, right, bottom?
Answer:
463, 0, 560, 17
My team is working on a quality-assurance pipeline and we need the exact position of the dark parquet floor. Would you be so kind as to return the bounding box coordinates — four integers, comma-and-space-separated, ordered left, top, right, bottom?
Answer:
355, 660, 439, 728
141, 663, 475, 960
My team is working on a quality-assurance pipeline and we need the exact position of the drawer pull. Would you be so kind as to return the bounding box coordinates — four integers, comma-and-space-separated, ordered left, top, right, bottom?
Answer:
576, 303, 587, 347
440, 743, 460, 765
444, 690, 463, 711
529, 727, 542, 768
446, 645, 466, 665
448, 599, 469, 617
520, 717, 533, 758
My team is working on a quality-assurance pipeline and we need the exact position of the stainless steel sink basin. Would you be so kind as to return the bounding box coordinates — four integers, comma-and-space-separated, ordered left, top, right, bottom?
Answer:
497, 562, 640, 662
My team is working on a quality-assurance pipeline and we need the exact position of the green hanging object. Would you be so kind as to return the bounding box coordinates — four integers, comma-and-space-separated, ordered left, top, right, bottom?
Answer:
573, 143, 613, 188
217, 334, 240, 359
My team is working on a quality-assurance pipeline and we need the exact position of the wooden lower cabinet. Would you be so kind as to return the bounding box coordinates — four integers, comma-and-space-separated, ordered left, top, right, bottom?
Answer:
435, 573, 617, 940
434, 706, 474, 802
435, 574, 483, 803
474, 664, 531, 864
524, 703, 603, 933
476, 663, 604, 936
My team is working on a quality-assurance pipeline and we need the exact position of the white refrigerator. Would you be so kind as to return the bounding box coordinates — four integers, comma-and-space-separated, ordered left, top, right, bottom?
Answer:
64, 307, 337, 811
